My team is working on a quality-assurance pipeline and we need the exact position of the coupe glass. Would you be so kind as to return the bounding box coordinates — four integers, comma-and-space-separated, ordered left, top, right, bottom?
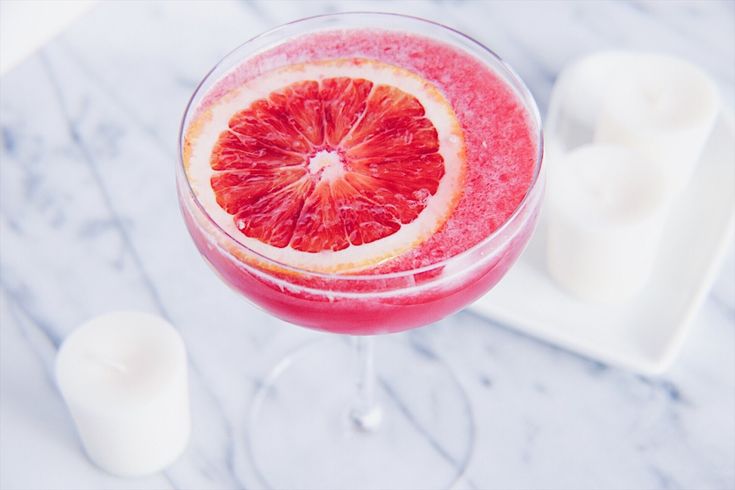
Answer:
177, 12, 543, 490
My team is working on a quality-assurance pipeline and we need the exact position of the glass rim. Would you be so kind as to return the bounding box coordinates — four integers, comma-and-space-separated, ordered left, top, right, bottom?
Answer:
177, 11, 544, 281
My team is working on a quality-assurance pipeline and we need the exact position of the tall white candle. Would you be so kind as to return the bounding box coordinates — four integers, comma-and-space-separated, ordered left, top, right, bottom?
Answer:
547, 144, 670, 303
595, 54, 720, 195
56, 311, 190, 477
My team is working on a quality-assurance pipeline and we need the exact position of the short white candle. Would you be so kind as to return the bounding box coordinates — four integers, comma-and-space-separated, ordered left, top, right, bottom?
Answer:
595, 54, 720, 195
544, 51, 633, 161
547, 144, 670, 303
56, 311, 190, 477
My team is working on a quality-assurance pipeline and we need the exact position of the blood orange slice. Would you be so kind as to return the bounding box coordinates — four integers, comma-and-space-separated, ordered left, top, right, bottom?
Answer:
184, 59, 465, 273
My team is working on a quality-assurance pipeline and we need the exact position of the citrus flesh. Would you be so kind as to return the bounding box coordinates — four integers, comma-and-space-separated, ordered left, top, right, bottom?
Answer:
184, 59, 465, 273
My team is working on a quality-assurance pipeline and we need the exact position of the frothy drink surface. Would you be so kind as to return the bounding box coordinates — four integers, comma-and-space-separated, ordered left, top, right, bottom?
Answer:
200, 29, 538, 272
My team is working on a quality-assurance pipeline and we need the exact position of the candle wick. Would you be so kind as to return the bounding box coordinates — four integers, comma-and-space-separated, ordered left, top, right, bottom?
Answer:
85, 353, 128, 374
641, 85, 664, 111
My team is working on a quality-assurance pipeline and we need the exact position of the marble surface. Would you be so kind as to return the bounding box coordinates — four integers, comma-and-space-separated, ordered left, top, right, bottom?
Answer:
1, 1, 733, 489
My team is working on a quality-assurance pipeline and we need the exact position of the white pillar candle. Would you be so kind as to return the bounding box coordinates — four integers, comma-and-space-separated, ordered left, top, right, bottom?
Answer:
595, 54, 720, 195
545, 51, 633, 157
547, 144, 670, 303
56, 311, 190, 477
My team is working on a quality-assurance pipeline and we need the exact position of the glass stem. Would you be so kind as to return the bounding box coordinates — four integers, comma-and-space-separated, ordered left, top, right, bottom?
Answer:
350, 336, 382, 432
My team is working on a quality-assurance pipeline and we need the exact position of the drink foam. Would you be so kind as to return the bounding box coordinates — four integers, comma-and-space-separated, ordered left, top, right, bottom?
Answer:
197, 29, 538, 273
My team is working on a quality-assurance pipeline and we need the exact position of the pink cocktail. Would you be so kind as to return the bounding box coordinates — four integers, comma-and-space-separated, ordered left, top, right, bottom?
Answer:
177, 13, 542, 490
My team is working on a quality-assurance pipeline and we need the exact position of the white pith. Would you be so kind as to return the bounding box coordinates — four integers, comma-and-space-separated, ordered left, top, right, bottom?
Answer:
308, 150, 344, 182
185, 59, 465, 273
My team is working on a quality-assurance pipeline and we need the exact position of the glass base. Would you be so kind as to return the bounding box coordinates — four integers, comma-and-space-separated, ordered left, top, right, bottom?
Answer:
247, 336, 474, 490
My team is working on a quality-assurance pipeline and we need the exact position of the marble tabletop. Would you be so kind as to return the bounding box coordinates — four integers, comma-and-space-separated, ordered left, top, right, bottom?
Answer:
1, 1, 733, 489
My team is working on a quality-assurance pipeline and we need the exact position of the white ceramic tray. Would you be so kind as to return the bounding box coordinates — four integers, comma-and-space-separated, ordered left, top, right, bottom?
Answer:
470, 110, 735, 375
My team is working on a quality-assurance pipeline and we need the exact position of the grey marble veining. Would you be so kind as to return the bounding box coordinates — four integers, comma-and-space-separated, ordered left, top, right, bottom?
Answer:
1, 1, 734, 489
